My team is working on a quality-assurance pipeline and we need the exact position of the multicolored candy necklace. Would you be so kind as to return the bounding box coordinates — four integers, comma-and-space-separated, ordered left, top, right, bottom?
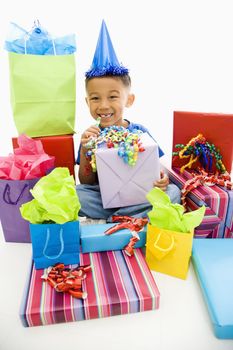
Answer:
85, 125, 145, 172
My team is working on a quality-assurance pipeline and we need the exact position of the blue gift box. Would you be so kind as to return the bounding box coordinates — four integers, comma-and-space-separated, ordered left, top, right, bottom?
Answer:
80, 223, 146, 253
192, 239, 233, 339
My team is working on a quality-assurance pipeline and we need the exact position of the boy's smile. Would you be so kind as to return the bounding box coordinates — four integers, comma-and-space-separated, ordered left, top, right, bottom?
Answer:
85, 77, 134, 128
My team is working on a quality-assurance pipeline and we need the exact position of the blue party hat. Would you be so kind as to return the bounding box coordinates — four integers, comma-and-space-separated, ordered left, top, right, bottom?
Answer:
85, 20, 129, 78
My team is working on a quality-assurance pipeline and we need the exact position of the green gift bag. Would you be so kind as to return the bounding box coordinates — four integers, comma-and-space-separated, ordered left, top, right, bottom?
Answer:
8, 52, 76, 137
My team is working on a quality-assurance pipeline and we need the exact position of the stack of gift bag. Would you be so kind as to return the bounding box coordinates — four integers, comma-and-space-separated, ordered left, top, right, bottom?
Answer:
1, 20, 77, 243
0, 20, 233, 339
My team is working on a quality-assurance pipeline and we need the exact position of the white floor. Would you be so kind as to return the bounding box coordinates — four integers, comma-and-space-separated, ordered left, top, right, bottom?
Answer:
0, 231, 233, 350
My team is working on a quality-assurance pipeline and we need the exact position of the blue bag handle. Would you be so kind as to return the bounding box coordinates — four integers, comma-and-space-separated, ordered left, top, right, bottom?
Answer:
43, 228, 64, 259
3, 183, 28, 205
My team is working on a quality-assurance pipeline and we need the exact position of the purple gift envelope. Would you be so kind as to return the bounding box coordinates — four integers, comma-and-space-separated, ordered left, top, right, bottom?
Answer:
96, 133, 160, 209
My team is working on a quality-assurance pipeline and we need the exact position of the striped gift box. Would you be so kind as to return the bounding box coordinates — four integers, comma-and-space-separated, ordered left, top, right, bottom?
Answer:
186, 196, 221, 238
222, 188, 233, 238
167, 167, 229, 238
224, 226, 233, 238
20, 249, 160, 327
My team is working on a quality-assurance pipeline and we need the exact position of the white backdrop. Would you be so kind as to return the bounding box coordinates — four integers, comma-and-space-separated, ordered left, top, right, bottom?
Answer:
1, 0, 233, 159
1, 2, 233, 350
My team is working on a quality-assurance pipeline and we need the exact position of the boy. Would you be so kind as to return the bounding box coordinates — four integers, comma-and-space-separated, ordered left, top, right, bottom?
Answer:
76, 21, 180, 221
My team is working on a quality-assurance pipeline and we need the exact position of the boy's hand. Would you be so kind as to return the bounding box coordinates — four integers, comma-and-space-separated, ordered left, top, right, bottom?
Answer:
153, 170, 169, 192
80, 125, 100, 151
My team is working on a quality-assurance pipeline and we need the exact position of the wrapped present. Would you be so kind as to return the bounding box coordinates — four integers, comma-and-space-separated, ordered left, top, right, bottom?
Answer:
192, 239, 233, 339
224, 222, 233, 238
167, 167, 229, 237
12, 134, 75, 177
224, 225, 233, 238
80, 223, 146, 253
187, 198, 221, 238
221, 187, 233, 238
172, 111, 233, 174
185, 196, 221, 238
96, 132, 160, 208
20, 248, 160, 327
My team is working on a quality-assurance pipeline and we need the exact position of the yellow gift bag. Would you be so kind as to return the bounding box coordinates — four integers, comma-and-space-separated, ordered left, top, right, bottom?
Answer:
146, 224, 194, 279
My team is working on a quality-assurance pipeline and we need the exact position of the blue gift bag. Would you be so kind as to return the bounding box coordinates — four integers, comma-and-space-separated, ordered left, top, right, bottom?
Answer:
30, 221, 80, 269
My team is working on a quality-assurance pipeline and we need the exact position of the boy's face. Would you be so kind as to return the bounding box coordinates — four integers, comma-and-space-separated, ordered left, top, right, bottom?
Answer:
85, 77, 134, 128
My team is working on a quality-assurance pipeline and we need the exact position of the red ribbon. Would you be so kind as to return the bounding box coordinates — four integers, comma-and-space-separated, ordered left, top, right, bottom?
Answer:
124, 236, 140, 257
181, 168, 233, 209
104, 215, 148, 257
41, 263, 91, 299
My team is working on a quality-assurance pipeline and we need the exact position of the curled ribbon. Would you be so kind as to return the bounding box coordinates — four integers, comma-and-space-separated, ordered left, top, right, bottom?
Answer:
41, 263, 91, 299
104, 215, 148, 257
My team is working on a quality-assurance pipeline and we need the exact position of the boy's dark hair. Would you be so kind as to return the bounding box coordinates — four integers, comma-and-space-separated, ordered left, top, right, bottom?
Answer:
85, 74, 131, 89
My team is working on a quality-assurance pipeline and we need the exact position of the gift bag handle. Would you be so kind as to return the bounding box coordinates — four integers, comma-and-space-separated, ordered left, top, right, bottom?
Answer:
153, 231, 175, 252
24, 20, 57, 55
43, 228, 64, 259
3, 183, 28, 205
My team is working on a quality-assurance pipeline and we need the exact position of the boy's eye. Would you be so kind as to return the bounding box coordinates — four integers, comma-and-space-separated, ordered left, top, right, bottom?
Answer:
90, 97, 99, 101
110, 95, 118, 99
